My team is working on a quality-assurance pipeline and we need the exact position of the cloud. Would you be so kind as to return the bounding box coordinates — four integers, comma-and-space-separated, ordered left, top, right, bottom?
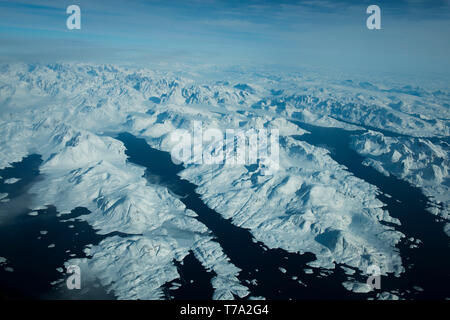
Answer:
0, 0, 448, 75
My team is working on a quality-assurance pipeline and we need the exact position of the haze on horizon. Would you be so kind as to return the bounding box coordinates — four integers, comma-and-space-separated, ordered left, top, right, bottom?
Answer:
0, 0, 449, 77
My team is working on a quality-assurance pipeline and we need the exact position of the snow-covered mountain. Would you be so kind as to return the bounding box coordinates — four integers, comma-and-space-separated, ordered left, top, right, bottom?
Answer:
0, 63, 448, 299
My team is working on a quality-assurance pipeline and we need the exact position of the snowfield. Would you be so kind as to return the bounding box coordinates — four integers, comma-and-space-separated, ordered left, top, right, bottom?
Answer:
0, 63, 448, 299
351, 131, 450, 235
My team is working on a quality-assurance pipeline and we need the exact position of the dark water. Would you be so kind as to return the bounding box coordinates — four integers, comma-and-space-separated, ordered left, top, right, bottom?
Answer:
292, 121, 450, 299
0, 155, 116, 299
117, 132, 376, 300
3, 125, 447, 299
0, 154, 41, 201
164, 252, 215, 300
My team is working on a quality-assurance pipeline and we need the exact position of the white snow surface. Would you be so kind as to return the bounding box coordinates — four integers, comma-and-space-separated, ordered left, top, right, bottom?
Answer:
351, 131, 450, 222
0, 63, 448, 298
4, 178, 20, 184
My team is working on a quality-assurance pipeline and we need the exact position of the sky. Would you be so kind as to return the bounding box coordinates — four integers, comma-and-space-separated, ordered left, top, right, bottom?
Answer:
0, 0, 449, 76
